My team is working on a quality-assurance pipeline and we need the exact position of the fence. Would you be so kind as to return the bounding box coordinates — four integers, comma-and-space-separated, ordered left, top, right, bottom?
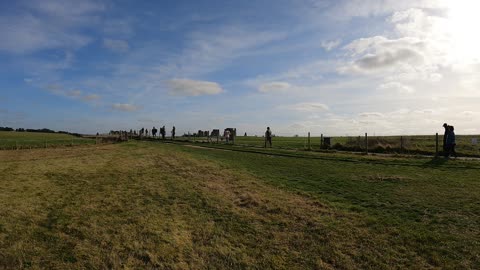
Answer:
172, 133, 480, 158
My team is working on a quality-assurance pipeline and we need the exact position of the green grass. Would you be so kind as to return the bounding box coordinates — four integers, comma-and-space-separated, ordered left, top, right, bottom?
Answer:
0, 131, 95, 149
190, 135, 480, 157
1, 141, 479, 269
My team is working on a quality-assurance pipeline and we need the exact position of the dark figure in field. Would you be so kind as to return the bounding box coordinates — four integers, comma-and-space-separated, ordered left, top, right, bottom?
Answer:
443, 123, 449, 152
146, 129, 149, 137
244, 132, 247, 136
265, 127, 272, 148
171, 126, 176, 140
152, 127, 158, 138
160, 126, 166, 140
445, 125, 457, 158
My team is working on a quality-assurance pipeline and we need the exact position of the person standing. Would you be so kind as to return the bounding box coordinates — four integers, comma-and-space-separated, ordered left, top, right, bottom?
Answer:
265, 127, 272, 148
171, 126, 176, 140
446, 125, 457, 158
442, 123, 449, 154
160, 126, 166, 140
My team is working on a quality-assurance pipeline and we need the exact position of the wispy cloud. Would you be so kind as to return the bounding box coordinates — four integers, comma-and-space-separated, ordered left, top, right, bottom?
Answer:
258, 82, 292, 93
167, 79, 223, 96
321, 39, 341, 51
112, 103, 139, 112
0, 0, 103, 54
103, 38, 130, 53
285, 102, 330, 112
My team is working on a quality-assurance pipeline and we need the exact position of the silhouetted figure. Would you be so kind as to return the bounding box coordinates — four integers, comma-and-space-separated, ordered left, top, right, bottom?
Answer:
445, 125, 457, 158
160, 126, 166, 140
265, 127, 272, 148
146, 129, 149, 137
244, 132, 247, 136
443, 123, 449, 153
171, 126, 176, 140
152, 126, 158, 138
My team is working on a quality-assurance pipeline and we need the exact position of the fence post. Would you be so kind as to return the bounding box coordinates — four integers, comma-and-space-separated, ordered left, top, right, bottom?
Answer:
320, 134, 323, 149
365, 133, 368, 154
308, 132, 311, 150
435, 133, 439, 158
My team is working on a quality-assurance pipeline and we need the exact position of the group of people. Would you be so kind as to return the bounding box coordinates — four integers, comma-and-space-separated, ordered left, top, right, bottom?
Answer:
140, 126, 175, 140
443, 123, 456, 158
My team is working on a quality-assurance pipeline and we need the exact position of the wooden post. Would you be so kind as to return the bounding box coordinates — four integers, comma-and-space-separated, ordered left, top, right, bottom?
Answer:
308, 132, 311, 150
435, 133, 439, 158
320, 134, 323, 149
365, 133, 368, 154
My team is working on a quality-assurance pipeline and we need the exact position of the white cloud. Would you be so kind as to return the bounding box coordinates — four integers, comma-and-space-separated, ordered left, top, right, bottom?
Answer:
379, 82, 415, 94
286, 102, 329, 112
82, 94, 100, 101
67, 89, 83, 97
0, 0, 103, 54
321, 39, 341, 51
103, 38, 130, 53
359, 112, 385, 118
342, 36, 425, 73
258, 81, 292, 93
167, 79, 223, 96
112, 103, 139, 112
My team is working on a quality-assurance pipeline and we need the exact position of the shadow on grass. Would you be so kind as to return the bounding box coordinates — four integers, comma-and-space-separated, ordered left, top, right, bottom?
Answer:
422, 157, 450, 168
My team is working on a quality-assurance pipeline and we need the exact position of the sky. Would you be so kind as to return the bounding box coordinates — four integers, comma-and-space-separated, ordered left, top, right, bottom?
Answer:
1, 0, 480, 136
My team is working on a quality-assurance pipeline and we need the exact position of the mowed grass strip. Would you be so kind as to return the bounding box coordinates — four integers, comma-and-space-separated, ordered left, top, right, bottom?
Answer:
0, 131, 94, 149
0, 142, 478, 269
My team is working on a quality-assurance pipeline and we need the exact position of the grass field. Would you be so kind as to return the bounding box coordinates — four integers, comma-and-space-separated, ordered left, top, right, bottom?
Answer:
0, 131, 95, 150
1, 141, 479, 269
185, 134, 480, 157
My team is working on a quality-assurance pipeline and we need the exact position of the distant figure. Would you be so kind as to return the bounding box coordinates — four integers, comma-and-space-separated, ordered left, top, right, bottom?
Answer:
146, 129, 149, 137
224, 129, 231, 144
443, 123, 449, 153
265, 127, 272, 148
445, 125, 457, 158
160, 126, 166, 140
244, 132, 247, 136
152, 126, 158, 138
171, 126, 176, 140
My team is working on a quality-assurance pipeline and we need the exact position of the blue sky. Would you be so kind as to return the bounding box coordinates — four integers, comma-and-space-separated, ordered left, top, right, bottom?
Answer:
1, 0, 480, 135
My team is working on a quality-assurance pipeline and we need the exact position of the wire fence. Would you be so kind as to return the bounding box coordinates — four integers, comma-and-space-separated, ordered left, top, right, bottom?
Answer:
168, 132, 480, 158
